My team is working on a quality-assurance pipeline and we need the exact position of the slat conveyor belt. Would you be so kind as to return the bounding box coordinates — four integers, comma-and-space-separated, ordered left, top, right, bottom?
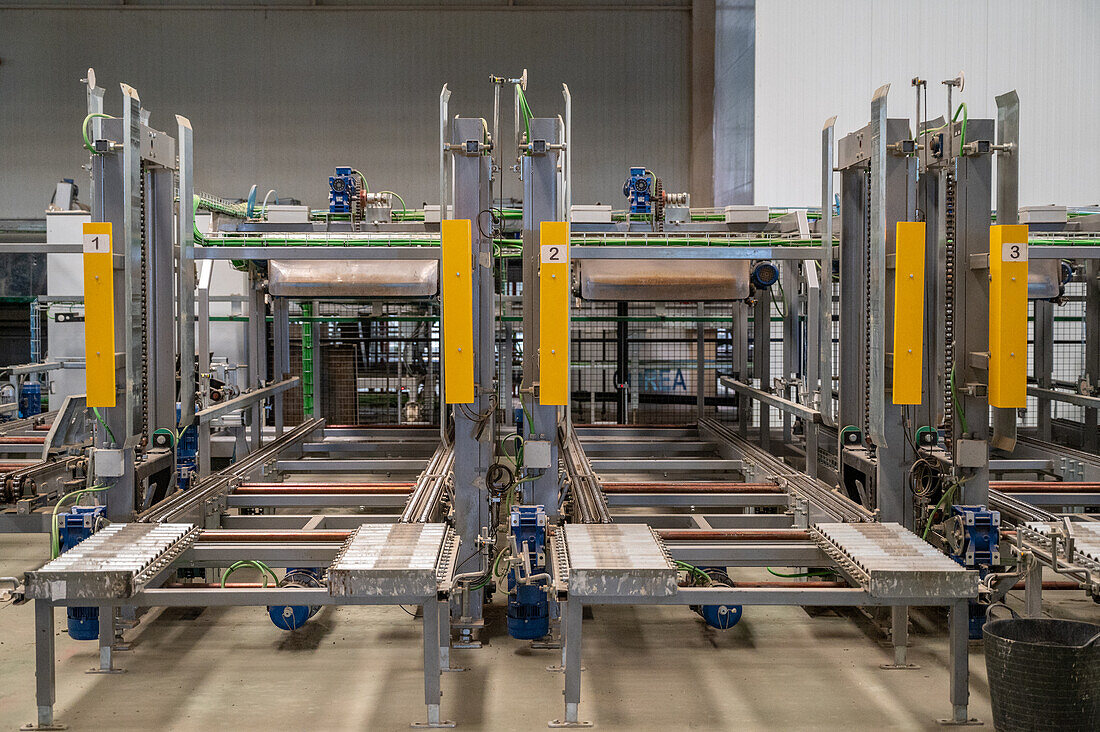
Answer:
26, 523, 197, 601
557, 523, 678, 598
811, 523, 978, 599
328, 523, 457, 598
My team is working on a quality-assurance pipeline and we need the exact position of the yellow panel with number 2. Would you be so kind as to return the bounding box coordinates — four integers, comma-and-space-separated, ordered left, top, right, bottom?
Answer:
441, 219, 474, 404
539, 221, 570, 406
83, 222, 116, 408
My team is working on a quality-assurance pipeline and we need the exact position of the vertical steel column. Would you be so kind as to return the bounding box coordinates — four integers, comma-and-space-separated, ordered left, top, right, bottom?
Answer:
1024, 561, 1043, 618
993, 91, 1021, 450
753, 294, 770, 450
148, 166, 176, 437
552, 598, 586, 727
247, 276, 266, 451
1085, 260, 1100, 452
31, 601, 56, 730
946, 599, 973, 724
696, 302, 706, 420
804, 259, 821, 478
521, 117, 562, 514
733, 301, 749, 435
955, 119, 995, 508
450, 117, 493, 624
837, 167, 867, 453
616, 302, 629, 424
176, 116, 196, 436
1034, 299, 1054, 442
418, 598, 450, 727
781, 261, 798, 443
820, 118, 836, 428
196, 260, 212, 478
272, 297, 290, 436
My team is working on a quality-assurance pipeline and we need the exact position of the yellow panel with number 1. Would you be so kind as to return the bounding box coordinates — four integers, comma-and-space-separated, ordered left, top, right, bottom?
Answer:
441, 219, 474, 404
539, 221, 570, 406
83, 222, 116, 407
891, 221, 926, 405
989, 224, 1029, 408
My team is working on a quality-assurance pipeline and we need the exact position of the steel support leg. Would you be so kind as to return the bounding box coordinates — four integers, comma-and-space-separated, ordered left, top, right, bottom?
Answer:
1024, 561, 1043, 618
87, 605, 125, 674
882, 605, 918, 669
550, 600, 590, 727
413, 598, 453, 728
939, 600, 980, 725
23, 601, 65, 731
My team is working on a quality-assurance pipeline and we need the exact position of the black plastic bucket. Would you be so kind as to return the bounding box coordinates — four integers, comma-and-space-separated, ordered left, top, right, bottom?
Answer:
983, 604, 1100, 731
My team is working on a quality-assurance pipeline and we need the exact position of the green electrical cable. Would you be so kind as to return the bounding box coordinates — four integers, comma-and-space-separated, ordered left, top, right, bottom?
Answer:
351, 170, 369, 195
92, 407, 118, 445
766, 567, 834, 579
82, 113, 116, 154
953, 103, 968, 149
220, 559, 280, 588
674, 560, 712, 585
51, 485, 110, 558
376, 190, 407, 215
515, 84, 532, 142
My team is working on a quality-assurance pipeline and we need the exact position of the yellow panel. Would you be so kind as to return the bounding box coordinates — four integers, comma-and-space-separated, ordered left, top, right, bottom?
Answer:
82, 222, 116, 408
891, 221, 926, 405
989, 224, 1029, 408
539, 221, 570, 406
441, 219, 474, 404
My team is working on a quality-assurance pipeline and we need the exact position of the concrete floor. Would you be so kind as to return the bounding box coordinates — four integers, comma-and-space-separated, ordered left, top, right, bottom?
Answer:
2, 533, 1095, 731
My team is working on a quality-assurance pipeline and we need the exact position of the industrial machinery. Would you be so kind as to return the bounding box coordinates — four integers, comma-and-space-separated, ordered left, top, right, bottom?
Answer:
6, 66, 1099, 732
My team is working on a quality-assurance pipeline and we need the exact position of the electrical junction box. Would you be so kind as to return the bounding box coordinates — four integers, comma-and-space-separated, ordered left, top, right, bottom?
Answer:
955, 439, 987, 469
570, 205, 612, 224
524, 440, 552, 469
424, 205, 453, 224
723, 205, 770, 224
93, 448, 125, 478
264, 205, 310, 224
1018, 206, 1067, 225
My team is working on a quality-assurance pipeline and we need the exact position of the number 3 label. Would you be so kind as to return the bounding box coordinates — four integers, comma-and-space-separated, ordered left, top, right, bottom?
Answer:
541, 244, 567, 264
1002, 241, 1027, 262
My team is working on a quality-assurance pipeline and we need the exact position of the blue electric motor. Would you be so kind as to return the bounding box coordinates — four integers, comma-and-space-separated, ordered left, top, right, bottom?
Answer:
59, 505, 107, 640
750, 261, 780, 289
267, 568, 324, 630
329, 167, 360, 214
946, 505, 1000, 638
507, 505, 550, 640
622, 167, 653, 215
175, 406, 199, 493
689, 566, 743, 630
18, 381, 42, 418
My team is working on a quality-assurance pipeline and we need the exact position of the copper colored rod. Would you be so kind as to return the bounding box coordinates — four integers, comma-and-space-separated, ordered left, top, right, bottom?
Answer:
658, 529, 811, 541
1009, 581, 1081, 591
240, 482, 412, 489
994, 482, 1100, 493
601, 483, 782, 494
234, 485, 412, 495
196, 530, 351, 542
0, 436, 45, 444
0, 462, 35, 472
33, 424, 53, 431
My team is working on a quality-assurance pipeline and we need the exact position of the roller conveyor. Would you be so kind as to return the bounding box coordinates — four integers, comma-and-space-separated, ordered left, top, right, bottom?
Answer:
1021, 521, 1100, 572
811, 523, 978, 599
555, 523, 678, 598
327, 522, 458, 598
25, 523, 197, 601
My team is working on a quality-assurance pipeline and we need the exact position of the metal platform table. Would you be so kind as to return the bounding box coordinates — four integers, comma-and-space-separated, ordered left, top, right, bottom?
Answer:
556, 523, 677, 598
328, 522, 458, 598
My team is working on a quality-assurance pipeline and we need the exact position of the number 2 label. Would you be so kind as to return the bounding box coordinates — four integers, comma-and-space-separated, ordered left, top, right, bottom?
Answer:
1002, 241, 1027, 262
541, 244, 567, 264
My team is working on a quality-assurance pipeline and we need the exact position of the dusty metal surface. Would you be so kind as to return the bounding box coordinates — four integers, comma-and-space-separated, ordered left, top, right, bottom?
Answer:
1023, 521, 1100, 570
576, 258, 749, 301
25, 523, 197, 601
328, 522, 454, 598
268, 259, 439, 298
812, 522, 977, 599
560, 523, 678, 597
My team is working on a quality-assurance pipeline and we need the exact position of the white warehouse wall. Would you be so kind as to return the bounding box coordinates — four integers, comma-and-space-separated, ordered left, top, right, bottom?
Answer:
753, 0, 1100, 208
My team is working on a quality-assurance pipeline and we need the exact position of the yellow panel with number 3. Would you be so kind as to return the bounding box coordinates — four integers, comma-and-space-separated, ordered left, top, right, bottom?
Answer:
892, 221, 926, 405
441, 219, 474, 404
83, 222, 116, 407
989, 224, 1028, 408
539, 221, 570, 406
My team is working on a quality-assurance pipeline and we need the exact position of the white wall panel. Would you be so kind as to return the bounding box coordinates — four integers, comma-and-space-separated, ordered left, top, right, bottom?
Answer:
0, 8, 690, 218
754, 0, 1100, 207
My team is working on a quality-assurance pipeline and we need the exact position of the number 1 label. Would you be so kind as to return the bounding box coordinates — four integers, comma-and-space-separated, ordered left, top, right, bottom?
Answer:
83, 232, 110, 254
1002, 241, 1027, 262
